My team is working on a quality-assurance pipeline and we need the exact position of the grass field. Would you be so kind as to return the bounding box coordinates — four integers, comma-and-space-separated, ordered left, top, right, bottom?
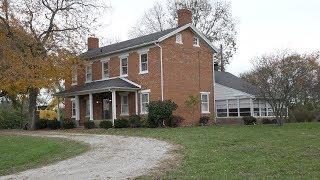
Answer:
91, 123, 320, 179
0, 135, 88, 176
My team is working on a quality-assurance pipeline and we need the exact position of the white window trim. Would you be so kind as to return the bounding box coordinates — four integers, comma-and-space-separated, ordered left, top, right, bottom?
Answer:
85, 63, 93, 83
71, 66, 77, 86
120, 94, 129, 116
101, 59, 110, 80
193, 36, 200, 47
71, 98, 76, 118
176, 33, 183, 44
139, 52, 149, 74
200, 92, 210, 114
119, 54, 129, 77
140, 89, 150, 114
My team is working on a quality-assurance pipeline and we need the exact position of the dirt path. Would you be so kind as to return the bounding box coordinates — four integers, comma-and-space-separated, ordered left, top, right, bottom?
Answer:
1, 131, 174, 180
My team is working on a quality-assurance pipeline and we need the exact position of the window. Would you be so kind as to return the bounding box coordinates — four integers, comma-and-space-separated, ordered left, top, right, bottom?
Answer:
140, 92, 149, 114
86, 64, 92, 82
216, 100, 227, 117
71, 98, 76, 118
71, 65, 77, 85
120, 57, 128, 76
102, 61, 109, 79
176, 33, 182, 44
121, 94, 129, 115
200, 92, 210, 113
239, 99, 251, 116
85, 99, 90, 117
193, 36, 199, 47
253, 100, 260, 116
228, 99, 238, 117
260, 100, 267, 116
139, 53, 148, 74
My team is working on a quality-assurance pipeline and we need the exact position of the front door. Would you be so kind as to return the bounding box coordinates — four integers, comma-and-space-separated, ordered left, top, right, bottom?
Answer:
102, 99, 112, 119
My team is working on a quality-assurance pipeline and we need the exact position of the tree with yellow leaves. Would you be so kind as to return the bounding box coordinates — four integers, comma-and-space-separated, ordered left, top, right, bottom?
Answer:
0, 0, 108, 130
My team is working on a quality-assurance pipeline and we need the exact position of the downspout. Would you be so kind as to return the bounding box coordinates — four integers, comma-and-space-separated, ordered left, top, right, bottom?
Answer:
155, 43, 164, 101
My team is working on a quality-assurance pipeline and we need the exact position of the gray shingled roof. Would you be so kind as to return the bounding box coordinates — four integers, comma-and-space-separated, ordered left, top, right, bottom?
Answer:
81, 27, 179, 59
55, 78, 140, 97
215, 71, 261, 96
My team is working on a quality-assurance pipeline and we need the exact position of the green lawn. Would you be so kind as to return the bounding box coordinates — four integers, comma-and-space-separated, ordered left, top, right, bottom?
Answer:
92, 123, 320, 179
0, 135, 89, 176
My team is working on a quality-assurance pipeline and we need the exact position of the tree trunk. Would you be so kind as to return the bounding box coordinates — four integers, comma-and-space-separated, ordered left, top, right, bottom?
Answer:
28, 88, 38, 130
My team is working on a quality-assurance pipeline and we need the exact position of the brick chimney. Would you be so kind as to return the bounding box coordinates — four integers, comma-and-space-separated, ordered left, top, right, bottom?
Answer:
177, 9, 192, 26
87, 37, 99, 50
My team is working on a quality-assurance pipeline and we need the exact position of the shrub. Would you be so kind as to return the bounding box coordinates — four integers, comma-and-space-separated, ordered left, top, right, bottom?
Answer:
140, 116, 149, 128
170, 115, 184, 127
129, 114, 142, 128
147, 100, 178, 128
62, 118, 76, 129
114, 118, 129, 128
47, 119, 60, 130
261, 118, 276, 124
99, 120, 113, 129
0, 109, 26, 129
242, 116, 257, 125
84, 121, 95, 129
199, 116, 210, 126
37, 119, 48, 129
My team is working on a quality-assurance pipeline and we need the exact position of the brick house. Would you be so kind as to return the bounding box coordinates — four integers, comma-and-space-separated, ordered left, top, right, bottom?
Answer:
56, 9, 218, 126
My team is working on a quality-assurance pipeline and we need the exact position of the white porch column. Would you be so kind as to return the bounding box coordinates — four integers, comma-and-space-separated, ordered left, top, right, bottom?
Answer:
75, 95, 80, 121
135, 91, 138, 115
89, 93, 93, 121
237, 99, 240, 117
226, 99, 229, 117
250, 98, 254, 116
111, 90, 116, 125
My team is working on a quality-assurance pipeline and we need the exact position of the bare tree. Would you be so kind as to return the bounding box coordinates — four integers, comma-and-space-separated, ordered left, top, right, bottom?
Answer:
241, 51, 320, 125
129, 0, 237, 65
0, 0, 109, 130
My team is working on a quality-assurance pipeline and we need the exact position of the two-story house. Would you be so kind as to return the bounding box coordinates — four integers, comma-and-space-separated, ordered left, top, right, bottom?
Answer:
56, 9, 218, 126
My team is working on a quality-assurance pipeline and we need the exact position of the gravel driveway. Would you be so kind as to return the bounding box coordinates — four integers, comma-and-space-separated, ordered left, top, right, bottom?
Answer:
1, 131, 174, 180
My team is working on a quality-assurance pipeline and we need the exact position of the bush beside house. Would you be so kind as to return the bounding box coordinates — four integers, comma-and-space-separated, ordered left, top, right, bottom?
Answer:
99, 120, 113, 129
243, 116, 257, 125
147, 100, 178, 128
0, 109, 27, 129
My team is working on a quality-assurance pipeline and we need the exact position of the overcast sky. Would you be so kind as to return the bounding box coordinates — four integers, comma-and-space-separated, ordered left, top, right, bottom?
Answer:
97, 0, 320, 76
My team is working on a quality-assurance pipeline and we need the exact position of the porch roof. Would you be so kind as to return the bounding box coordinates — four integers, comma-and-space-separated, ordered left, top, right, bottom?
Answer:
55, 77, 141, 97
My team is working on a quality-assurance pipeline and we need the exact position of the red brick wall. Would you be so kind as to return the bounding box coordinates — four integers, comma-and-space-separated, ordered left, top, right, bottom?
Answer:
65, 28, 214, 125
160, 29, 214, 125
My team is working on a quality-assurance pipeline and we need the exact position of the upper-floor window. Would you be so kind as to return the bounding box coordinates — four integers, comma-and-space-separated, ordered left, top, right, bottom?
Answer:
120, 94, 129, 115
193, 36, 200, 47
139, 53, 148, 74
176, 33, 182, 44
86, 64, 92, 82
140, 90, 150, 114
102, 60, 109, 79
200, 92, 210, 113
71, 65, 77, 85
120, 56, 128, 76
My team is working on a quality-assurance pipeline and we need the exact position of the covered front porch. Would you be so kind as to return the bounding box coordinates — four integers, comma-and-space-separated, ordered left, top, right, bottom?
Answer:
56, 77, 141, 126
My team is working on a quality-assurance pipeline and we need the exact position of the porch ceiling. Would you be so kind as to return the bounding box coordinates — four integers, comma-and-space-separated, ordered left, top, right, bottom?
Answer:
55, 77, 141, 97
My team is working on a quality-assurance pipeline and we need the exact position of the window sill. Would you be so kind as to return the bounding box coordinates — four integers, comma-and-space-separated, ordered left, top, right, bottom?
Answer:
139, 71, 148, 75
120, 74, 128, 78
85, 81, 93, 84
201, 111, 210, 114
176, 42, 183, 44
71, 116, 76, 118
140, 112, 148, 115
71, 83, 77, 86
193, 45, 200, 47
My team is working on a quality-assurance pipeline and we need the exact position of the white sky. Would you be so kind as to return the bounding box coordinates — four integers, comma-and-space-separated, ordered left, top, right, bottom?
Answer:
97, 0, 320, 76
